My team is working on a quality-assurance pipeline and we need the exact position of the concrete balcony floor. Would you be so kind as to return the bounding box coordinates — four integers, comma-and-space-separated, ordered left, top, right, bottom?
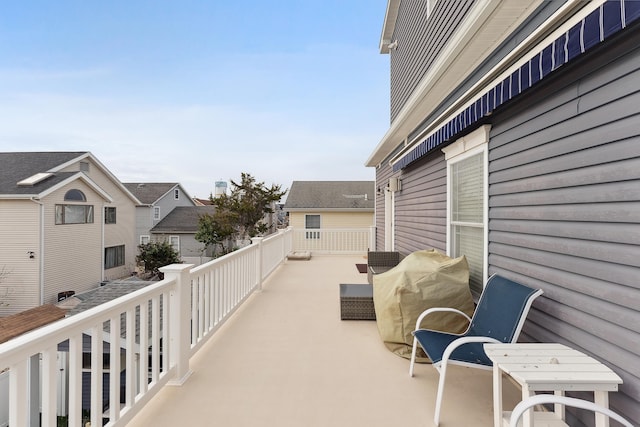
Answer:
127, 255, 520, 427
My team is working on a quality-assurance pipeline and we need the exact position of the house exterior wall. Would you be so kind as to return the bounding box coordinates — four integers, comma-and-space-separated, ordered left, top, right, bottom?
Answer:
393, 152, 447, 256
134, 186, 196, 246
151, 232, 211, 259
486, 30, 640, 423
134, 205, 153, 244
389, 0, 475, 122
59, 157, 137, 280
373, 1, 640, 424
289, 211, 373, 229
42, 180, 104, 306
154, 187, 195, 223
0, 200, 41, 315
375, 163, 394, 251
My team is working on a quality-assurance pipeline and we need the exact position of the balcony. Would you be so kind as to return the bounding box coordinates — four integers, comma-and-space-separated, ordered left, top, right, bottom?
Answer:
0, 228, 520, 426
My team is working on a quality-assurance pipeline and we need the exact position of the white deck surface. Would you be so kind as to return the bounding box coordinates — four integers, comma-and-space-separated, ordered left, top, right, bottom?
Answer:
127, 255, 521, 427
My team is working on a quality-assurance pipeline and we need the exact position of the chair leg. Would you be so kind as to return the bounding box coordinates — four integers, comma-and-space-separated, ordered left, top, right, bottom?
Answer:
409, 336, 418, 377
434, 363, 447, 426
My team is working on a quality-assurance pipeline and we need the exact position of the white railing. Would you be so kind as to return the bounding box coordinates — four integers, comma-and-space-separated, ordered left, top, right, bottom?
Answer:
0, 228, 293, 427
291, 227, 375, 254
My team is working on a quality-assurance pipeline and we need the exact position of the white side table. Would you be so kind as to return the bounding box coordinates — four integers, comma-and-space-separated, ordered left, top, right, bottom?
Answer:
484, 343, 622, 427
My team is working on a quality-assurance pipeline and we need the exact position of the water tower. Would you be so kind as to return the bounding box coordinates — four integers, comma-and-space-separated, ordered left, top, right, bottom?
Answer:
214, 180, 227, 197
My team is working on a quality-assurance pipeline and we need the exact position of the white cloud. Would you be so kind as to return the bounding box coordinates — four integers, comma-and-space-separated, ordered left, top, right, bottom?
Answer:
0, 91, 378, 199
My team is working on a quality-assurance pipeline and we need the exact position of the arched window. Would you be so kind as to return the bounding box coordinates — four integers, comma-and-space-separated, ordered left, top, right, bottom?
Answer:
64, 189, 86, 201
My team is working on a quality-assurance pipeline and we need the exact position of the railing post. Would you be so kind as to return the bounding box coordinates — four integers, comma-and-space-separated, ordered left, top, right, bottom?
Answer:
251, 237, 264, 291
161, 263, 194, 386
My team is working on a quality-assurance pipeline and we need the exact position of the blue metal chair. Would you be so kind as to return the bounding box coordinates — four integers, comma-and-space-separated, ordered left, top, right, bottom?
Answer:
509, 394, 634, 427
409, 274, 543, 426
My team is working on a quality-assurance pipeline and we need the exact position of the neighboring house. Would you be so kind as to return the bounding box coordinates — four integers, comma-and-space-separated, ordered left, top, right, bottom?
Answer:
367, 1, 639, 424
150, 206, 216, 262
0, 152, 140, 316
123, 183, 196, 247
284, 181, 375, 231
193, 197, 213, 206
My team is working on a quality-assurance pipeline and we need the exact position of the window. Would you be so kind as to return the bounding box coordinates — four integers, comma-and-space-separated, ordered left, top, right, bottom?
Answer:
105, 245, 125, 269
55, 205, 94, 224
153, 206, 161, 220
64, 189, 86, 201
140, 235, 150, 245
105, 207, 116, 224
79, 161, 90, 172
169, 236, 180, 253
443, 126, 489, 299
174, 189, 180, 200
305, 214, 320, 239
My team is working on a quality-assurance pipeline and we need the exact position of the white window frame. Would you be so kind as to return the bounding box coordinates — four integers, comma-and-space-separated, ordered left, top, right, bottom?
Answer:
174, 188, 180, 200
105, 245, 125, 269
153, 206, 161, 220
169, 235, 180, 253
305, 214, 321, 239
140, 235, 150, 245
442, 125, 489, 298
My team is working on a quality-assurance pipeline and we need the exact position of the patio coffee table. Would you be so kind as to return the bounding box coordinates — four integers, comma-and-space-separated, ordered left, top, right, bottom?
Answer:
484, 343, 623, 427
339, 284, 376, 320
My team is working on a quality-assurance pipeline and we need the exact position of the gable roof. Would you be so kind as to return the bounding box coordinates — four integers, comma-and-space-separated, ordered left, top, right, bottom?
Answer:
151, 206, 216, 233
284, 181, 375, 211
0, 151, 140, 203
0, 151, 87, 196
123, 182, 191, 205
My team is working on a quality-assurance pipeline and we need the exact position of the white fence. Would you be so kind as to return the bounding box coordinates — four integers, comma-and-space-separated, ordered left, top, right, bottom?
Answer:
0, 228, 293, 427
0, 226, 372, 426
291, 227, 375, 254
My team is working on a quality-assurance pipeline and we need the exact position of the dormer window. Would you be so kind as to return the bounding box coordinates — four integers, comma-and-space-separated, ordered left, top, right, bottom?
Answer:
174, 189, 180, 200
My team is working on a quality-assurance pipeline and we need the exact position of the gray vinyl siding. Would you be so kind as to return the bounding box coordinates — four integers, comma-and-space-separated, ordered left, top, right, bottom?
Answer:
375, 162, 393, 250
393, 152, 447, 256
390, 0, 474, 122
488, 31, 640, 424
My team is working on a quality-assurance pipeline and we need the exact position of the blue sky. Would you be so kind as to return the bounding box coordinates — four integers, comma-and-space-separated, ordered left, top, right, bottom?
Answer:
0, 1, 390, 199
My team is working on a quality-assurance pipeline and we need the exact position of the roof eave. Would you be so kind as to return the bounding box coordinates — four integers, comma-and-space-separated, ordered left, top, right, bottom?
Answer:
366, 0, 545, 168
379, 0, 401, 54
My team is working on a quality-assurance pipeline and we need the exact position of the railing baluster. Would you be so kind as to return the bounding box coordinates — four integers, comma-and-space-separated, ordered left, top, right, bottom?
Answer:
138, 300, 148, 395
151, 296, 160, 384
90, 325, 103, 427
125, 309, 135, 409
41, 345, 57, 427
9, 358, 28, 427
69, 332, 82, 426
109, 313, 121, 423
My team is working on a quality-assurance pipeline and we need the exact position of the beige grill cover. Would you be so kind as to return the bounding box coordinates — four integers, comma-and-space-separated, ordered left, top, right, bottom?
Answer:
372, 249, 474, 361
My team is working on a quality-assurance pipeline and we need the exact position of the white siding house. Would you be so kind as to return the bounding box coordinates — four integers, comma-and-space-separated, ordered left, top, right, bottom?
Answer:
0, 152, 140, 316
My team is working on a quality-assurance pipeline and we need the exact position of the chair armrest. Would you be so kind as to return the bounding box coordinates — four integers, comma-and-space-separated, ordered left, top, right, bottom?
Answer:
441, 336, 501, 365
414, 307, 472, 331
